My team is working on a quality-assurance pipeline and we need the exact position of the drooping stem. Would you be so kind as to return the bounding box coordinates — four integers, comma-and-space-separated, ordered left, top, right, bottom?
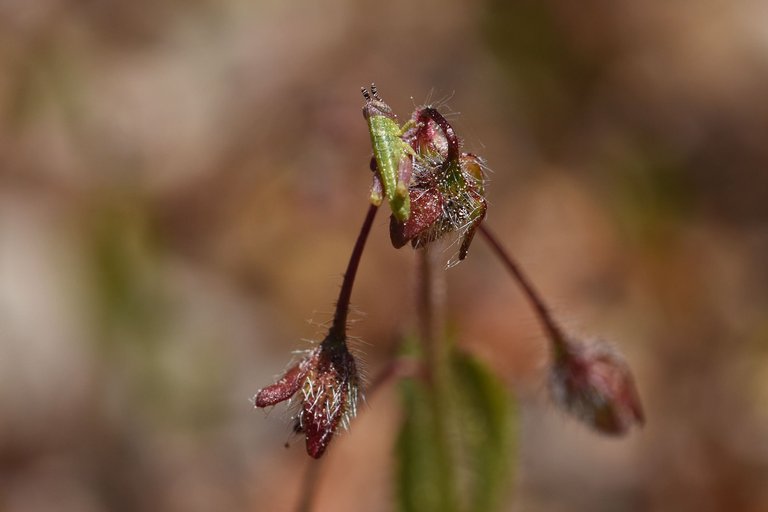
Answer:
329, 204, 379, 339
294, 204, 378, 510
479, 225, 569, 359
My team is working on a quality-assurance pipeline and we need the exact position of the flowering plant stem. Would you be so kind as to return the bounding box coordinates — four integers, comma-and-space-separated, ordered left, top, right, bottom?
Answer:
416, 247, 458, 510
329, 203, 379, 342
258, 87, 642, 512
292, 204, 379, 509
417, 247, 445, 382
478, 225, 568, 360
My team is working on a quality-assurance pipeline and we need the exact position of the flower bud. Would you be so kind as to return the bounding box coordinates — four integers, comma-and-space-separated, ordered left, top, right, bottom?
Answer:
254, 335, 360, 458
299, 340, 359, 458
549, 338, 644, 435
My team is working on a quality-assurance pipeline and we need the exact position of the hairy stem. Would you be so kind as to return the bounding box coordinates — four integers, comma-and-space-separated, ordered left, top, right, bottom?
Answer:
479, 225, 569, 359
329, 204, 379, 340
296, 204, 378, 511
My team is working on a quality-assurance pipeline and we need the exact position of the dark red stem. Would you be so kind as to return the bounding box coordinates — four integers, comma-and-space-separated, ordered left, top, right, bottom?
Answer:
479, 225, 568, 358
417, 107, 460, 165
330, 204, 378, 338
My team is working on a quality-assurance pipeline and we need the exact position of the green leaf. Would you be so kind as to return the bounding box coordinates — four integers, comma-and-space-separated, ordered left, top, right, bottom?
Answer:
396, 376, 457, 512
450, 349, 515, 512
395, 343, 515, 512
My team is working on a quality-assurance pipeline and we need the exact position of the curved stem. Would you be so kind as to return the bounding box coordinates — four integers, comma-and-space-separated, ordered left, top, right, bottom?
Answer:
329, 204, 379, 339
417, 107, 460, 165
479, 225, 569, 358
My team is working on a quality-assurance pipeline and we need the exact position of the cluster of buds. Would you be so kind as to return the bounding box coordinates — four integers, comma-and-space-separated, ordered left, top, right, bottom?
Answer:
549, 336, 644, 435
362, 85, 488, 264
391, 106, 487, 263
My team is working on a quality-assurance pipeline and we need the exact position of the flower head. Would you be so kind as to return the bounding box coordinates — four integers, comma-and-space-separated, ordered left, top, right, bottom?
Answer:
390, 106, 487, 262
550, 338, 644, 435
254, 333, 360, 458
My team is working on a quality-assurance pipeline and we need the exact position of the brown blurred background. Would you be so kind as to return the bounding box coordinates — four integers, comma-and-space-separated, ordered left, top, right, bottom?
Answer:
1, 1, 767, 511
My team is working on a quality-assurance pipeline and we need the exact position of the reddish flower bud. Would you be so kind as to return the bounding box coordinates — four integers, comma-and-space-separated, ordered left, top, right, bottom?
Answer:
298, 340, 359, 458
550, 338, 644, 435
254, 335, 360, 458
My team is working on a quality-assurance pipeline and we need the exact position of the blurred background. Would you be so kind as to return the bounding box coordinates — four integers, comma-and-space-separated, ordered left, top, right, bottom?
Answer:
1, 0, 767, 511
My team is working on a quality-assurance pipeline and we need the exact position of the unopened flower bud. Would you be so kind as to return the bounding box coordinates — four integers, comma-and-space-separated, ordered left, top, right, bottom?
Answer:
299, 339, 359, 458
254, 334, 360, 458
550, 338, 644, 435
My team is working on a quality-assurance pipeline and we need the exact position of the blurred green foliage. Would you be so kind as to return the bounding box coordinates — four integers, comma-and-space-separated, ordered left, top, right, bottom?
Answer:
397, 340, 514, 512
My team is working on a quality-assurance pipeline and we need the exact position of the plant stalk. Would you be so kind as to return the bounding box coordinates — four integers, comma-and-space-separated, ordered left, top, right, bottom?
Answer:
479, 225, 569, 359
329, 204, 379, 340
416, 246, 457, 511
